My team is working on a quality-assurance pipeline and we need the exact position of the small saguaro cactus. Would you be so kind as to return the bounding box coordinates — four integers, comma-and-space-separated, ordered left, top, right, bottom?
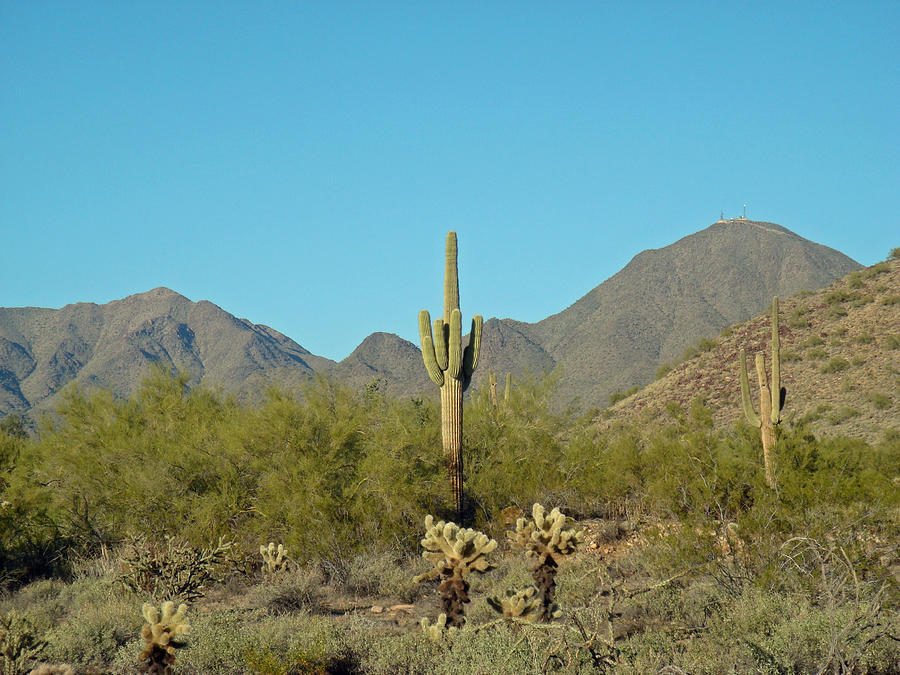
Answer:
259, 542, 288, 576
739, 296, 786, 489
414, 514, 497, 628
138, 601, 189, 674
418, 231, 483, 519
489, 371, 512, 409
508, 503, 584, 622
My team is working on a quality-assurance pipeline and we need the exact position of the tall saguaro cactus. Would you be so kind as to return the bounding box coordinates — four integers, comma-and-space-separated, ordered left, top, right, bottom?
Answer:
419, 231, 483, 518
739, 296, 786, 489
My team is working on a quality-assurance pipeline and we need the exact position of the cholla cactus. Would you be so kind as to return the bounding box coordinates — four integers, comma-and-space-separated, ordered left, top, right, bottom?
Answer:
139, 601, 189, 674
486, 585, 552, 621
508, 504, 584, 621
259, 542, 288, 576
415, 515, 497, 627
420, 613, 457, 642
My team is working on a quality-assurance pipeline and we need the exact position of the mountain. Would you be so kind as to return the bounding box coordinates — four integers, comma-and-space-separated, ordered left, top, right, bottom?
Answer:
341, 219, 863, 409
326, 332, 432, 397
0, 219, 865, 423
0, 287, 334, 420
597, 257, 900, 443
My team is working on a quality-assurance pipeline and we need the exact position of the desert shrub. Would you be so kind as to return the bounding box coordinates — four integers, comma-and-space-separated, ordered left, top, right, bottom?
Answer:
117, 535, 233, 602
880, 294, 900, 306
801, 335, 825, 347
828, 407, 860, 425
853, 332, 876, 344
821, 357, 850, 373
780, 350, 802, 362
609, 386, 640, 405
787, 309, 810, 328
862, 261, 891, 278
866, 392, 892, 410
41, 592, 140, 670
825, 289, 856, 305
654, 363, 672, 380
846, 271, 865, 288
0, 610, 47, 675
886, 335, 900, 350
889, 247, 900, 260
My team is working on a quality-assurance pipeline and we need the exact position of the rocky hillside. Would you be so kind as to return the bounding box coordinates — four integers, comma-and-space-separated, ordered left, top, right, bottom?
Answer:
599, 256, 900, 443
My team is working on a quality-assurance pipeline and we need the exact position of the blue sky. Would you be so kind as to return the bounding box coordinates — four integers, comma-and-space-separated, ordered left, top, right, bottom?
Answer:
2, 2, 897, 361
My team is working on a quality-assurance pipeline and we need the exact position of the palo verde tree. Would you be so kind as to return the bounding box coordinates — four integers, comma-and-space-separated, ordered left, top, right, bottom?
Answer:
418, 231, 483, 519
739, 295, 786, 489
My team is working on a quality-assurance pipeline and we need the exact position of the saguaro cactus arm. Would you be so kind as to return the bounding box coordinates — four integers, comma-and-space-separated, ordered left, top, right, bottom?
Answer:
462, 315, 482, 380
419, 310, 444, 387
739, 348, 761, 428
770, 296, 784, 423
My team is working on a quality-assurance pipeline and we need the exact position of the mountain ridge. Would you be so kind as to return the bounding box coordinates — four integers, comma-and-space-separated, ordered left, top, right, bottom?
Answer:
0, 219, 864, 422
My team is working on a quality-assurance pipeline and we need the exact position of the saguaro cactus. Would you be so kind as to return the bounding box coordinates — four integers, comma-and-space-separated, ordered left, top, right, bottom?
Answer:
418, 231, 483, 518
739, 296, 786, 489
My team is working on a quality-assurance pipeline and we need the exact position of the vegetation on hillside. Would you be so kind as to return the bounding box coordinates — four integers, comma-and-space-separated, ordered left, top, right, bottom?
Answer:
0, 363, 897, 672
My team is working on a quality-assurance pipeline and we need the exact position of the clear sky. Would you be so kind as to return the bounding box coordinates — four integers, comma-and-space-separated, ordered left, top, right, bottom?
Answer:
2, 2, 898, 361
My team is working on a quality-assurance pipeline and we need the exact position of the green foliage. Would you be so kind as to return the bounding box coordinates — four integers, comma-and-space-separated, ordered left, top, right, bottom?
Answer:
889, 246, 900, 260
846, 270, 865, 288
609, 386, 640, 405
853, 332, 875, 344
880, 293, 900, 306
825, 289, 856, 305
0, 416, 28, 440
806, 346, 828, 360
821, 357, 850, 374
654, 363, 672, 380
682, 336, 717, 361
866, 392, 892, 410
0, 610, 46, 675
828, 407, 860, 425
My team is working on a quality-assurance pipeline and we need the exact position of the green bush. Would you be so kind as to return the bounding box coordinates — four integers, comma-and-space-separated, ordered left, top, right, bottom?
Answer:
866, 392, 892, 410
821, 357, 850, 373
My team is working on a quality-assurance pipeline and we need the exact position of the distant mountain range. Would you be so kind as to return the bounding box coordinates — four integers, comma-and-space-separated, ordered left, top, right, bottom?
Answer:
0, 219, 863, 424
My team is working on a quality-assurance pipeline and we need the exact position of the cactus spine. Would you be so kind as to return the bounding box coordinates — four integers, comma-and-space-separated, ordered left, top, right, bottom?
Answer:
739, 296, 786, 489
418, 231, 483, 518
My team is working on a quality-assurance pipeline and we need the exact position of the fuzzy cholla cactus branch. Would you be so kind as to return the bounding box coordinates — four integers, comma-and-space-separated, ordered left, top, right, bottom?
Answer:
139, 601, 189, 674
508, 504, 584, 621
415, 515, 497, 628
486, 585, 551, 622
420, 613, 457, 642
259, 542, 288, 576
